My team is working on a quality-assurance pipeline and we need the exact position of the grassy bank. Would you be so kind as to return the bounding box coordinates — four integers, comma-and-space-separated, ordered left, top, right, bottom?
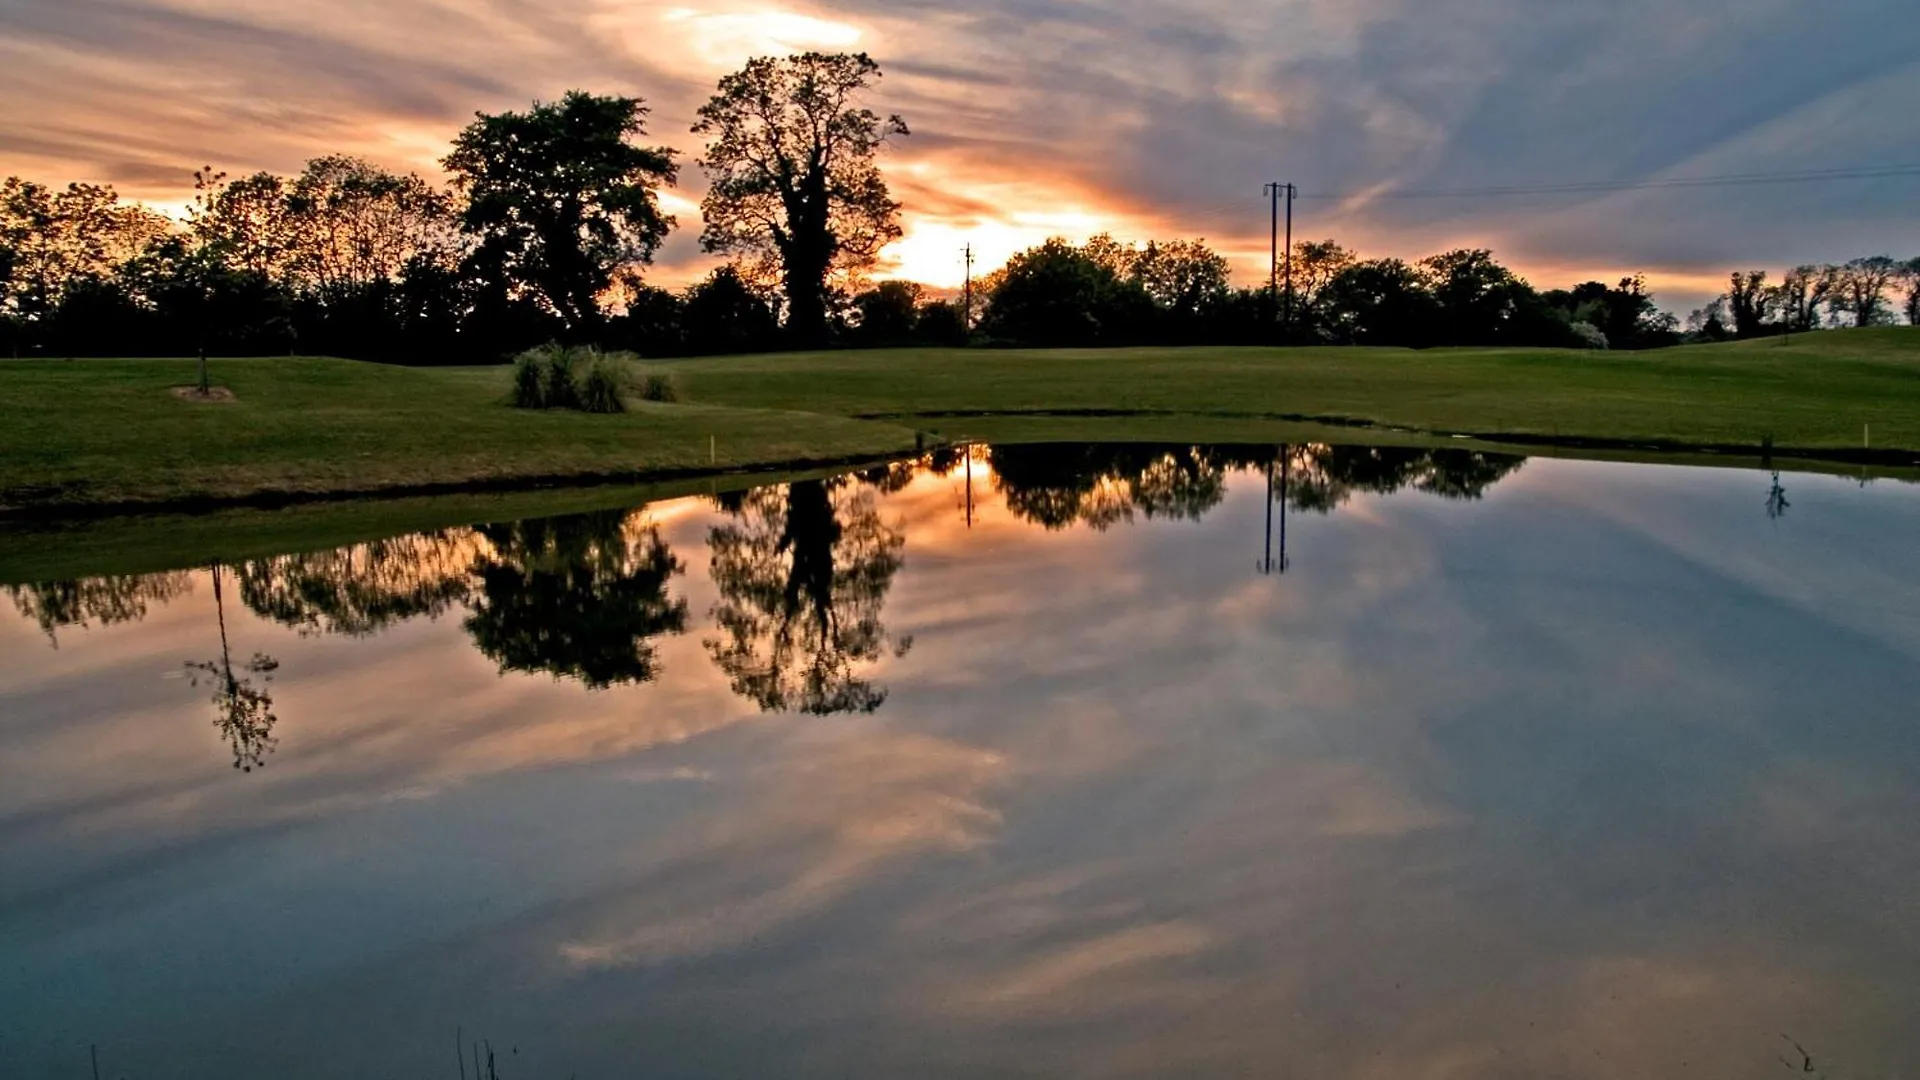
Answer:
0, 357, 922, 511
657, 327, 1920, 453
2, 328, 1917, 519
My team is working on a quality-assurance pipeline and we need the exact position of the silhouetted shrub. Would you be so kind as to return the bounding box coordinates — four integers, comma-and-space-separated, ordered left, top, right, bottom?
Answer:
512, 343, 631, 412
579, 354, 628, 414
638, 371, 679, 403
510, 350, 549, 408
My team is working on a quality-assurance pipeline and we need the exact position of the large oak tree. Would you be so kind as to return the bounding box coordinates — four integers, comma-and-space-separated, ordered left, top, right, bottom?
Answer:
693, 52, 908, 347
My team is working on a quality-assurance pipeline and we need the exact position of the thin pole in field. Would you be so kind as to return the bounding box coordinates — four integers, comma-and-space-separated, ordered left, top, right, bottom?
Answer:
1284, 183, 1296, 336
962, 244, 975, 331
1264, 182, 1281, 316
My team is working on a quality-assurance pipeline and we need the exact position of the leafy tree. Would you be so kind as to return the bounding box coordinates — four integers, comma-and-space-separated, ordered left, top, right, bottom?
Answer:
1421, 249, 1531, 345
914, 298, 969, 345
705, 479, 911, 714
615, 283, 688, 357
980, 238, 1154, 346
1773, 265, 1835, 333
1831, 256, 1900, 327
693, 52, 908, 346
281, 156, 458, 297
1130, 239, 1230, 319
682, 266, 781, 356
1289, 239, 1357, 338
1899, 258, 1920, 325
849, 280, 922, 346
119, 234, 292, 361
1727, 270, 1775, 337
0, 177, 171, 338
444, 92, 678, 335
465, 512, 689, 690
1322, 258, 1441, 346
1546, 275, 1676, 351
190, 171, 296, 278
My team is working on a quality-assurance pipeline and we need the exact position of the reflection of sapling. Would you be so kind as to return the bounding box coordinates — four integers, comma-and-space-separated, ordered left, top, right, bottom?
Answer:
185, 654, 280, 772
185, 564, 281, 772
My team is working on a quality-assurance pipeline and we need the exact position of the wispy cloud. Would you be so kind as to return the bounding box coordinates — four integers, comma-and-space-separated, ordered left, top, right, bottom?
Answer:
2, 0, 1916, 303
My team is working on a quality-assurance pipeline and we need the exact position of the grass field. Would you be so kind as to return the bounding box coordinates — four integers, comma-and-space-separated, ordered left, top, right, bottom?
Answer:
659, 327, 1920, 452
2, 328, 1917, 522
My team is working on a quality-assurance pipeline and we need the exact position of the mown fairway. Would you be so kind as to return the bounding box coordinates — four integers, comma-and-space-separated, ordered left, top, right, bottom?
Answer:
2, 327, 1916, 514
659, 327, 1920, 451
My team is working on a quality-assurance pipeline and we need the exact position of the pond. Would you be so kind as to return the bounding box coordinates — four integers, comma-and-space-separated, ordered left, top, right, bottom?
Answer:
2, 445, 1918, 1079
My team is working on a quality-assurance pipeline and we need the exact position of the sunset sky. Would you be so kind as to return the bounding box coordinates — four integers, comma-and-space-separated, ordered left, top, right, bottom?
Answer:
3, 0, 1917, 310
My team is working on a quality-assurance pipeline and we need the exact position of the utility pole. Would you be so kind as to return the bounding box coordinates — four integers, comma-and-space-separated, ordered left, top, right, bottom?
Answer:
1284, 183, 1296, 336
1265, 183, 1281, 316
962, 244, 975, 333
1264, 182, 1297, 333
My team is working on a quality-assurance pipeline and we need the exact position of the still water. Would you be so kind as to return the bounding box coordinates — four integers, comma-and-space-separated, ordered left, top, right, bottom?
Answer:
2, 445, 1918, 1079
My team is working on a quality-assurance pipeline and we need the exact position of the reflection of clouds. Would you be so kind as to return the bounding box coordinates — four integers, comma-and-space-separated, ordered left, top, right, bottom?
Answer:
559, 729, 1005, 968
4, 458, 1920, 1075
953, 921, 1214, 1013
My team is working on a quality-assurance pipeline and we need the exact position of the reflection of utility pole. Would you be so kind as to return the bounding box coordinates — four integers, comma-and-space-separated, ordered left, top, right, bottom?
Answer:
1767, 471, 1790, 521
1278, 448, 1291, 574
965, 446, 975, 529
1259, 446, 1292, 576
1261, 458, 1275, 575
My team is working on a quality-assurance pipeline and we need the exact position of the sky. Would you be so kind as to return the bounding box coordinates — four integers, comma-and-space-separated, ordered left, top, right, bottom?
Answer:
2, 0, 1918, 311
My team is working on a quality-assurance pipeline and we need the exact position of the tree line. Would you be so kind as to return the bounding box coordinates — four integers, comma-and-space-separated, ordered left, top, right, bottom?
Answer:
3, 49, 1915, 362
1688, 260, 1920, 340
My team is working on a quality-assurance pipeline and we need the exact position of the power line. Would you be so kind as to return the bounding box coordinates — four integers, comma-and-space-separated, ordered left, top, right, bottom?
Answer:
1296, 163, 1920, 201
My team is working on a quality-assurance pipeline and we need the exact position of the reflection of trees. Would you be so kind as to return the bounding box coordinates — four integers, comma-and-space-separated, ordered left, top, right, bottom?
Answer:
5, 572, 195, 646
706, 479, 912, 715
988, 443, 1524, 530
990, 445, 1230, 531
464, 512, 689, 690
1284, 445, 1525, 513
184, 565, 280, 772
237, 531, 479, 636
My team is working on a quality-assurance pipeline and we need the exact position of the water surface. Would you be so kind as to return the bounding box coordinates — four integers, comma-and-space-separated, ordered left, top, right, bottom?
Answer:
3, 445, 1917, 1079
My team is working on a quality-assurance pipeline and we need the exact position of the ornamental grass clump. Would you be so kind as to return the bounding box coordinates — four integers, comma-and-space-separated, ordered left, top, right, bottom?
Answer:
638, 371, 679, 403
578, 353, 629, 414
511, 344, 631, 413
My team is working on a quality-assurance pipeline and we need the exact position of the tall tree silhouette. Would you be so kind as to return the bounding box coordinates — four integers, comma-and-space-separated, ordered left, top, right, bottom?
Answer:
184, 565, 280, 773
706, 479, 911, 714
444, 92, 678, 335
694, 52, 908, 346
464, 512, 688, 689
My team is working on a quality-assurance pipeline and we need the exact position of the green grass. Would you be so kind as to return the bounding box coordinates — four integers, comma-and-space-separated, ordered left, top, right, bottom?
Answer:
3, 328, 1917, 522
653, 327, 1920, 454
0, 357, 921, 510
